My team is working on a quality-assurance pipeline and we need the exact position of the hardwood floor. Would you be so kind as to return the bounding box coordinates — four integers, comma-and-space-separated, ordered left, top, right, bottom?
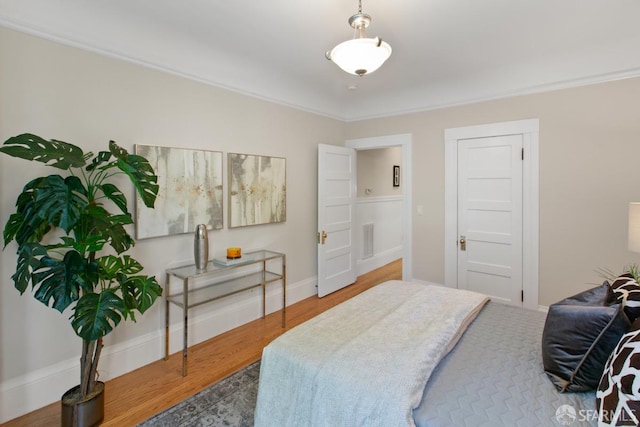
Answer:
2, 259, 402, 427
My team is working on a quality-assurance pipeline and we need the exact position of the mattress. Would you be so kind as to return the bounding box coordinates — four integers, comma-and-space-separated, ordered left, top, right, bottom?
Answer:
413, 301, 597, 427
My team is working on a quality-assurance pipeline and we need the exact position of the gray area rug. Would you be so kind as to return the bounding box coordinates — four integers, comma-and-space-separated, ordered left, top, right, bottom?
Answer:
138, 361, 260, 427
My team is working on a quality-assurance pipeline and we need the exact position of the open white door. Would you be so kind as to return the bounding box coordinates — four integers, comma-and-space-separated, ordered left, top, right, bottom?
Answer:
317, 144, 357, 297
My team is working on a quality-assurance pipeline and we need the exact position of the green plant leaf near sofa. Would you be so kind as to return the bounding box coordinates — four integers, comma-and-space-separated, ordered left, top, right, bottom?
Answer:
1, 132, 162, 420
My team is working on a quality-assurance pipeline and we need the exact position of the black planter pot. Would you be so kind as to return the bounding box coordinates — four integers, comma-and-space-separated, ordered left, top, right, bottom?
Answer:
61, 381, 105, 427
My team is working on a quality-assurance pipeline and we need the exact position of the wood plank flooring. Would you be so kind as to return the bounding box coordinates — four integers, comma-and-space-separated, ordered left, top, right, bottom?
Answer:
2, 259, 402, 427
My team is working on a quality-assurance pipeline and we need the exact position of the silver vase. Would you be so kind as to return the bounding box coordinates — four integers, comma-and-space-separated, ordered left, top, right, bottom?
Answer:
194, 224, 209, 272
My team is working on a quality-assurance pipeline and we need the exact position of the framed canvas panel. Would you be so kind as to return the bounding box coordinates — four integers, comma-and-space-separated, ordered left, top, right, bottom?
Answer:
135, 145, 223, 239
228, 153, 286, 228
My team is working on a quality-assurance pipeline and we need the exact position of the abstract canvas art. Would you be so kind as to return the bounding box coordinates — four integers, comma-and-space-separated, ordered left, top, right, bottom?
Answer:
228, 153, 286, 228
135, 145, 223, 239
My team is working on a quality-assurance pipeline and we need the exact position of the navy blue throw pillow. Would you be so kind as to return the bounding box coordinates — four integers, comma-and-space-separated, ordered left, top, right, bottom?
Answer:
542, 284, 630, 392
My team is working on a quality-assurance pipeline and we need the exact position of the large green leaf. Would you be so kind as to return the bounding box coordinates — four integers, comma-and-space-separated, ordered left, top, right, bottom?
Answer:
34, 175, 88, 233
4, 213, 24, 247
10, 175, 88, 240
120, 255, 143, 274
8, 178, 52, 246
0, 134, 89, 170
109, 141, 158, 208
96, 255, 123, 280
97, 255, 143, 279
31, 250, 88, 312
85, 150, 112, 172
104, 225, 133, 255
72, 204, 111, 242
11, 243, 47, 294
71, 291, 124, 341
123, 275, 162, 315
100, 183, 128, 214
74, 205, 133, 254
51, 235, 108, 255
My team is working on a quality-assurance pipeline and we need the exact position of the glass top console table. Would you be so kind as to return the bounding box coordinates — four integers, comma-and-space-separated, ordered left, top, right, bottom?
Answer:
165, 249, 286, 376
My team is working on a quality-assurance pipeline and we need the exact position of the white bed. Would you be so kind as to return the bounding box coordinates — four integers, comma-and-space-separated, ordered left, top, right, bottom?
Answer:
253, 280, 597, 426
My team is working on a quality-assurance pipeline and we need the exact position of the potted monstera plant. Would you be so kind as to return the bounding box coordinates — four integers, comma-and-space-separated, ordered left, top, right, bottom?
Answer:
0, 133, 162, 426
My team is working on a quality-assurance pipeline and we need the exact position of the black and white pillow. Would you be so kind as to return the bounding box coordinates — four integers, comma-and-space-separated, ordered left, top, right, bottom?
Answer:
611, 274, 640, 322
597, 320, 640, 425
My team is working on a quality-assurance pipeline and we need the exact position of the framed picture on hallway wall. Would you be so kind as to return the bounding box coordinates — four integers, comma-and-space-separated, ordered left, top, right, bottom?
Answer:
393, 165, 400, 187
135, 145, 223, 239
228, 153, 286, 228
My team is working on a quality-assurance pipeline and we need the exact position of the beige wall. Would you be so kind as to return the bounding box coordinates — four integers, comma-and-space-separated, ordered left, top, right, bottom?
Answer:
0, 26, 343, 405
345, 78, 640, 306
356, 147, 403, 197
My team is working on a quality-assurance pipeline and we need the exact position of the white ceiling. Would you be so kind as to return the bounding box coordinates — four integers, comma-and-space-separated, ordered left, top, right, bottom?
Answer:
2, 0, 640, 121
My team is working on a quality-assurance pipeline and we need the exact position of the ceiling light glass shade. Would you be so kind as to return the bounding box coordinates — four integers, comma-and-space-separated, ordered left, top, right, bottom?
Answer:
327, 37, 392, 76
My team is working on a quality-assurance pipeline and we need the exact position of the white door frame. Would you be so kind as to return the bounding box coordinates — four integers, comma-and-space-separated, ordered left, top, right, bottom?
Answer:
346, 134, 413, 281
444, 119, 539, 310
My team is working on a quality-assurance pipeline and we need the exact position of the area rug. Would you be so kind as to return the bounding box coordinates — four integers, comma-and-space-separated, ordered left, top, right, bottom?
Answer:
138, 361, 260, 427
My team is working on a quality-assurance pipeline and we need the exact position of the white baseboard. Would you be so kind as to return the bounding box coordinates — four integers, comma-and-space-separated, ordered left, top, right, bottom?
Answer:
356, 246, 402, 277
0, 357, 79, 424
0, 276, 317, 423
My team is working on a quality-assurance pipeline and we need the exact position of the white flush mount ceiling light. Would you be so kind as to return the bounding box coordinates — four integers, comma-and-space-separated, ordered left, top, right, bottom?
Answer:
326, 0, 392, 77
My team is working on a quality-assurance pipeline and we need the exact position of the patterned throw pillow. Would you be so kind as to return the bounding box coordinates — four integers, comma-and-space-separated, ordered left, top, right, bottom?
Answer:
597, 320, 640, 426
611, 274, 640, 322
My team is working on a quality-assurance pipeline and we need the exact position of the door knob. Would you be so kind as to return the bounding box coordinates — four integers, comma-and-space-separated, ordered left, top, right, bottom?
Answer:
318, 230, 328, 245
459, 236, 466, 251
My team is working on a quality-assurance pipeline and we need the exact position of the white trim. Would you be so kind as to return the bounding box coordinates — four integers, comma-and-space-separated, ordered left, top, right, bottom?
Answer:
444, 119, 539, 310
356, 246, 404, 276
343, 69, 640, 122
4, 17, 639, 123
0, 19, 344, 122
356, 195, 404, 205
0, 276, 317, 423
443, 138, 459, 289
346, 134, 413, 281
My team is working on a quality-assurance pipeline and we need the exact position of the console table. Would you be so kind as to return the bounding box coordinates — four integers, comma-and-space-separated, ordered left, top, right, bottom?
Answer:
164, 249, 286, 376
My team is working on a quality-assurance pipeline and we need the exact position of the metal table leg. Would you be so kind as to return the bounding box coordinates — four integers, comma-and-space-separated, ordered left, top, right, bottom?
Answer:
262, 260, 267, 319
164, 272, 170, 360
182, 277, 189, 376
282, 256, 286, 328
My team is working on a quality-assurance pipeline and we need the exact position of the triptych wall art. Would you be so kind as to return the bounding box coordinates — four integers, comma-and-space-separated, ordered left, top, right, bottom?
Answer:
134, 145, 286, 239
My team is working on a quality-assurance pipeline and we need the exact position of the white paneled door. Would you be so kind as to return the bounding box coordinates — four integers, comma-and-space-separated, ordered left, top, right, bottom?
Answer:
317, 144, 357, 297
457, 135, 523, 306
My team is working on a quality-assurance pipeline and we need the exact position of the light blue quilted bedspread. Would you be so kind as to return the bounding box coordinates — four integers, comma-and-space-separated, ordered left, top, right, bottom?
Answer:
255, 281, 489, 427
413, 302, 597, 427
